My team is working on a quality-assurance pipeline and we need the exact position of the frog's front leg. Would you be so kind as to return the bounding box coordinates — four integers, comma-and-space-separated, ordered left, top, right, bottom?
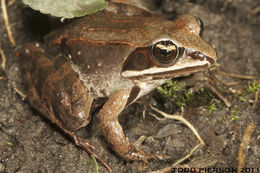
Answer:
97, 89, 156, 161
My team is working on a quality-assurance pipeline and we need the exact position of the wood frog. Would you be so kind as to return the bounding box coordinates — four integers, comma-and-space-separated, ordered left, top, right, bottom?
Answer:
19, 2, 217, 170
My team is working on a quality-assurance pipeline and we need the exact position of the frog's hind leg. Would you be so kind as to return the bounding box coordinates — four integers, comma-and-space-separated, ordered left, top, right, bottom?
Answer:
20, 43, 112, 171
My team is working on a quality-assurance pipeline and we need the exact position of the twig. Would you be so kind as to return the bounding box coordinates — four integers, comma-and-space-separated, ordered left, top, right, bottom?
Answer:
1, 0, 16, 46
209, 71, 238, 93
150, 112, 166, 121
0, 44, 7, 71
142, 104, 147, 119
7, 0, 16, 6
172, 143, 203, 166
193, 72, 233, 107
148, 106, 206, 172
203, 80, 232, 107
253, 91, 259, 110
150, 106, 205, 146
224, 81, 241, 87
251, 6, 260, 15
149, 143, 203, 173
14, 87, 27, 101
134, 135, 147, 148
237, 122, 256, 173
216, 70, 259, 80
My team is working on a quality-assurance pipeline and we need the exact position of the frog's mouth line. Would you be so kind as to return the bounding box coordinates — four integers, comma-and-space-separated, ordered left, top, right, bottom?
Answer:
149, 64, 209, 79
121, 59, 210, 79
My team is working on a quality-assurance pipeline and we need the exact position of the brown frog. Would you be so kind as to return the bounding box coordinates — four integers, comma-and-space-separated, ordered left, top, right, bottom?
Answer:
19, 2, 217, 171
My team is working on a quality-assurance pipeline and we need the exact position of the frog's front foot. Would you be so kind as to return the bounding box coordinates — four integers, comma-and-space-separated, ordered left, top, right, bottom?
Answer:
122, 144, 164, 162
97, 117, 162, 162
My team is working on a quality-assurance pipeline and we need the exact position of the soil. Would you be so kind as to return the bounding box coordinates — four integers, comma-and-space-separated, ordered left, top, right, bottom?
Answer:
0, 0, 259, 172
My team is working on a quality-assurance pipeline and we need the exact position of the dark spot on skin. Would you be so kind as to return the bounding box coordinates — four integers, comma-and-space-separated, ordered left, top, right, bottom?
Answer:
34, 63, 57, 97
60, 37, 70, 55
125, 86, 140, 107
53, 54, 67, 68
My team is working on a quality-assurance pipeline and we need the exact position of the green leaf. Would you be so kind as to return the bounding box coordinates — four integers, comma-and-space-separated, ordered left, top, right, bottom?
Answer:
91, 155, 99, 173
22, 0, 107, 18
7, 142, 14, 147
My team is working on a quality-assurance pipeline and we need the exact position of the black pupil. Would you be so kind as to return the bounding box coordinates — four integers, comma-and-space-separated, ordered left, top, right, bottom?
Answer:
160, 48, 171, 56
151, 40, 178, 64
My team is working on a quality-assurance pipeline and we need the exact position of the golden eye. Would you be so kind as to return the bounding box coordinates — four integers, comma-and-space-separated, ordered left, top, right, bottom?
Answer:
150, 40, 179, 65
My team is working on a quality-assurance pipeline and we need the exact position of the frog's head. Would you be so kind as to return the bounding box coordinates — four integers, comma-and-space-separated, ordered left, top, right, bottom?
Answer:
121, 15, 217, 80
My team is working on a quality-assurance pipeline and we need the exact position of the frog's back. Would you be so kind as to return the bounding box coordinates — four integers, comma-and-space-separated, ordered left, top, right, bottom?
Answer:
45, 11, 171, 48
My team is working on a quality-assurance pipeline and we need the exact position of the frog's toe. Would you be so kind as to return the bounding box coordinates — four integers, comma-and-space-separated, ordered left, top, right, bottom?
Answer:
122, 146, 166, 162
71, 135, 112, 171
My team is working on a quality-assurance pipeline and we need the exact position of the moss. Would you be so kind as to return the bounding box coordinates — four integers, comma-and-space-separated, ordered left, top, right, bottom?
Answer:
156, 79, 260, 115
157, 79, 219, 110
157, 80, 191, 108
246, 80, 260, 94
228, 105, 241, 121
236, 80, 260, 104
208, 102, 217, 113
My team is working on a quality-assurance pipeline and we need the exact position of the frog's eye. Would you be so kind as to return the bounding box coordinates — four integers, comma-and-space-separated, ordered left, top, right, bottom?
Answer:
150, 40, 179, 65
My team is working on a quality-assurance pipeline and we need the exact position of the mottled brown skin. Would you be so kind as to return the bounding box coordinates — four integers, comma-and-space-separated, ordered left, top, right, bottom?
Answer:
20, 2, 217, 171
20, 44, 113, 170
20, 44, 155, 171
20, 44, 93, 131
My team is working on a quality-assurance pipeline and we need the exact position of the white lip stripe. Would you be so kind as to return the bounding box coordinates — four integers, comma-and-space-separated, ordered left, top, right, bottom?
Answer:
121, 60, 210, 77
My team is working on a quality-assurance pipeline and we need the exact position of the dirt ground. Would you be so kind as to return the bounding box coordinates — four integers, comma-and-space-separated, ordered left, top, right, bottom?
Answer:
0, 0, 259, 172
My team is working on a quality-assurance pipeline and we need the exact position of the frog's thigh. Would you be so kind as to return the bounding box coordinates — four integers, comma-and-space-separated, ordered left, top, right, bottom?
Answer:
50, 53, 94, 131
97, 89, 153, 161
47, 73, 94, 131
21, 43, 93, 131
